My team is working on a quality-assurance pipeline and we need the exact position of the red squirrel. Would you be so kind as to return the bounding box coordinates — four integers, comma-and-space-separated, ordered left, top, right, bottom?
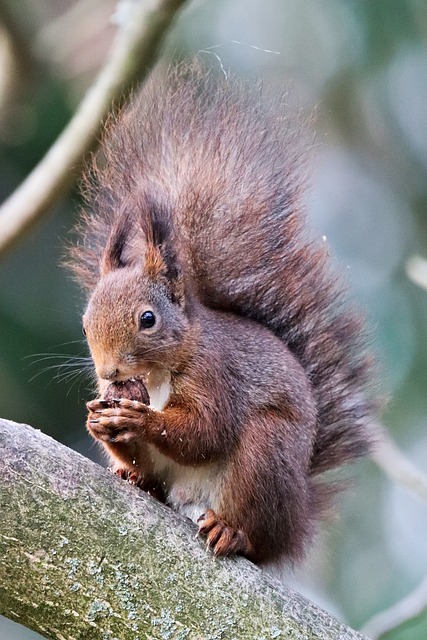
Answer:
68, 60, 375, 565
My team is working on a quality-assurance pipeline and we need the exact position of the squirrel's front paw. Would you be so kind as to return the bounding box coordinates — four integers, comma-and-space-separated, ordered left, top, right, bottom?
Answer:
86, 398, 151, 444
197, 509, 254, 560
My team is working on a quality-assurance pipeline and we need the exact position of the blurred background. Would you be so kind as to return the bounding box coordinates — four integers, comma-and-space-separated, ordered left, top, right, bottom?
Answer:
0, 0, 426, 638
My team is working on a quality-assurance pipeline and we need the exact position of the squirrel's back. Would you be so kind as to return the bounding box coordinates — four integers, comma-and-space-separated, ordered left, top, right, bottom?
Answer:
70, 59, 375, 500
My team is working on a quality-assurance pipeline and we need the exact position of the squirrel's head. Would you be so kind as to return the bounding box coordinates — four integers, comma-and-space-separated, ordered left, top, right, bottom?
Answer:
83, 265, 193, 386
82, 198, 193, 386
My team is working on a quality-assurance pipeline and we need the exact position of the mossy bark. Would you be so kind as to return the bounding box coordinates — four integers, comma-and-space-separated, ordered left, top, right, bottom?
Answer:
0, 418, 367, 640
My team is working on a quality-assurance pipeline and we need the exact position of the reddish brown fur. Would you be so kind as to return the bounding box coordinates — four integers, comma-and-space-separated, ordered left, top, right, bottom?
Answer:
86, 286, 317, 563
68, 59, 376, 564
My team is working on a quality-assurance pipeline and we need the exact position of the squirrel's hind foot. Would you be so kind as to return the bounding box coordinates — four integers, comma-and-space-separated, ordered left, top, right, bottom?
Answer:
197, 509, 254, 560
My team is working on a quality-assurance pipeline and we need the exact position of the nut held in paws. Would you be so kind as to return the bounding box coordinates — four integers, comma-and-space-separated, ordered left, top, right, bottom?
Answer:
103, 378, 150, 404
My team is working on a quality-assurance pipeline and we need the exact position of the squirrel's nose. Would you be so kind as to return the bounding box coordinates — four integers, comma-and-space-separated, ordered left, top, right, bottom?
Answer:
98, 367, 119, 381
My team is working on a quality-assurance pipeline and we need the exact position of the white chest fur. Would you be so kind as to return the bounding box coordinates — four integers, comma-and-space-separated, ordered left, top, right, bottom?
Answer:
145, 368, 171, 411
143, 368, 224, 523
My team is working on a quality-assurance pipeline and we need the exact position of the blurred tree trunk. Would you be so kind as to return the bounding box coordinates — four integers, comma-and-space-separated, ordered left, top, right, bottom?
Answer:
0, 418, 367, 640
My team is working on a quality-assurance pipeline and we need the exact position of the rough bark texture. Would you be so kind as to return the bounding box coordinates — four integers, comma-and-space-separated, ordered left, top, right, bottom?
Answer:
0, 418, 367, 640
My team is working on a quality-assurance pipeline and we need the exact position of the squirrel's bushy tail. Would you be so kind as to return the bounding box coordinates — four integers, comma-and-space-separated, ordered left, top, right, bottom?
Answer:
70, 59, 376, 496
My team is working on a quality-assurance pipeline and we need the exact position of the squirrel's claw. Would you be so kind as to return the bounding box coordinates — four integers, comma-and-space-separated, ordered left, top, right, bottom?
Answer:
197, 509, 254, 560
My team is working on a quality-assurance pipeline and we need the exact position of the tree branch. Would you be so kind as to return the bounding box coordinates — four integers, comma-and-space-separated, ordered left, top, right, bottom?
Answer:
371, 423, 427, 505
0, 418, 367, 640
361, 574, 427, 640
0, 0, 189, 256
406, 254, 427, 292
359, 423, 427, 638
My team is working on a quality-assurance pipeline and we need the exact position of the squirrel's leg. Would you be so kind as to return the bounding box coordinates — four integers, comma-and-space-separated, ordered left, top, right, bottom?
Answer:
87, 404, 166, 501
195, 411, 315, 564
215, 414, 315, 564
86, 396, 236, 465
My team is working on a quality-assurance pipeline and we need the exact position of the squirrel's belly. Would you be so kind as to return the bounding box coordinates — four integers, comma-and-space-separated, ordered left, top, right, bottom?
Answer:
147, 444, 225, 523
168, 465, 225, 523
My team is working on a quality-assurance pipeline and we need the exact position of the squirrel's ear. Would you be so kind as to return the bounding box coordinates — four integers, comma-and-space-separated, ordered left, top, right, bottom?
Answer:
100, 210, 134, 275
145, 243, 185, 305
142, 200, 186, 304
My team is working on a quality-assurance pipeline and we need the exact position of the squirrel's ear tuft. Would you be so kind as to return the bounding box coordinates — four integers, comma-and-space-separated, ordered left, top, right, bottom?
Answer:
144, 243, 167, 280
145, 243, 185, 304
100, 210, 133, 275
143, 201, 186, 305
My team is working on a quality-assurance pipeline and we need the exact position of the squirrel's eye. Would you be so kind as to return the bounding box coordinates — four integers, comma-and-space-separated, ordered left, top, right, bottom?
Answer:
139, 310, 156, 330
82, 325, 87, 337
